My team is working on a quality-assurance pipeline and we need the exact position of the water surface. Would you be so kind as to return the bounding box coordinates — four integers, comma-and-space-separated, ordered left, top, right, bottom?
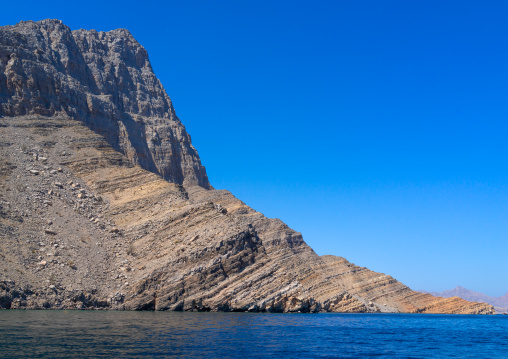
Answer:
0, 311, 506, 358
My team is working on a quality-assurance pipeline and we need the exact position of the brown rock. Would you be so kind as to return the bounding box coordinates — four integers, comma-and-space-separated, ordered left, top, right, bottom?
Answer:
0, 19, 494, 315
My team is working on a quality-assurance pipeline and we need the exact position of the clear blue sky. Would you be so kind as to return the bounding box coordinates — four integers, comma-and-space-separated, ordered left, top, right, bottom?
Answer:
3, 1, 507, 297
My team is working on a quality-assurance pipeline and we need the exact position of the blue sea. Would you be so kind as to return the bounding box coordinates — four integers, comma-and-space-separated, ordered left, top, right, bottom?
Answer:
0, 311, 506, 358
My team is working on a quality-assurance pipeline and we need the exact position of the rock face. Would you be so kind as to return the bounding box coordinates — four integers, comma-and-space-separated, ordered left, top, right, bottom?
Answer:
0, 19, 209, 188
0, 20, 494, 314
420, 287, 508, 314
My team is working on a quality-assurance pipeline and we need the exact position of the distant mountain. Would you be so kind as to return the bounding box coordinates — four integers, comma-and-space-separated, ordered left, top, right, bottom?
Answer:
419, 286, 508, 314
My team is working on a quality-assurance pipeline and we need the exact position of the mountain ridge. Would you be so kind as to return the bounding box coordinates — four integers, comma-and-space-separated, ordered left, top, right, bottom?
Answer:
419, 286, 508, 314
0, 19, 210, 188
0, 19, 494, 314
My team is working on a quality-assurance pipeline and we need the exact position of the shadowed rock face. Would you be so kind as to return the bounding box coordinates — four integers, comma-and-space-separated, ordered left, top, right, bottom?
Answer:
0, 19, 210, 188
0, 20, 495, 314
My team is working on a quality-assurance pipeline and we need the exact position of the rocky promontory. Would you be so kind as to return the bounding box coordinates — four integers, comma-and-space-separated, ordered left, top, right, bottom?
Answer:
0, 19, 494, 314
420, 287, 508, 314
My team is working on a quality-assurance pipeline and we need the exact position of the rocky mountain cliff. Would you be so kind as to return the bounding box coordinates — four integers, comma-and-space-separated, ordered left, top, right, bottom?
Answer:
420, 287, 508, 314
0, 19, 209, 188
0, 19, 494, 314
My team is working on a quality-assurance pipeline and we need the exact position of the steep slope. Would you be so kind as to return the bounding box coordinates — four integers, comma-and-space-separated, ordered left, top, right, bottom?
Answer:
0, 19, 209, 188
420, 287, 508, 314
0, 20, 494, 314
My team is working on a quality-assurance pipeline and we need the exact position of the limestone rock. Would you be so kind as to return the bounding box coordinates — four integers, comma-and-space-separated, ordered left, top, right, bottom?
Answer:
0, 19, 210, 188
0, 20, 495, 315
420, 286, 508, 314
0, 115, 493, 314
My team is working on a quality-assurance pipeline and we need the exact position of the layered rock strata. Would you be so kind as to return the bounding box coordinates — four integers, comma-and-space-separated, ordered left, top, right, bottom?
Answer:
0, 20, 494, 314
421, 287, 508, 314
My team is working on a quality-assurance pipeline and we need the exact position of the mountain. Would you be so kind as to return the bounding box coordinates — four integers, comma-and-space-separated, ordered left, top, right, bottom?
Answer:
419, 287, 508, 314
0, 19, 209, 188
0, 19, 494, 314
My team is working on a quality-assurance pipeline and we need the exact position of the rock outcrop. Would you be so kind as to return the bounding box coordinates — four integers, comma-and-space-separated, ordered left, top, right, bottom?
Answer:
0, 19, 209, 188
0, 20, 494, 314
420, 287, 508, 314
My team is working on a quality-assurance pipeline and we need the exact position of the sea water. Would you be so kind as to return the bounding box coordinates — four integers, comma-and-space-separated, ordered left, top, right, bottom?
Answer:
0, 311, 506, 358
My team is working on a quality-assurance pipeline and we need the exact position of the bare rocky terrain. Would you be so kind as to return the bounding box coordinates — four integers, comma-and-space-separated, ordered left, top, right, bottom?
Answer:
0, 19, 494, 314
420, 287, 508, 314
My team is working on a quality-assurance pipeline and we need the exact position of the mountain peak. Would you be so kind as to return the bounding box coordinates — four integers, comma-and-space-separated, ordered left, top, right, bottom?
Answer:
0, 19, 210, 188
